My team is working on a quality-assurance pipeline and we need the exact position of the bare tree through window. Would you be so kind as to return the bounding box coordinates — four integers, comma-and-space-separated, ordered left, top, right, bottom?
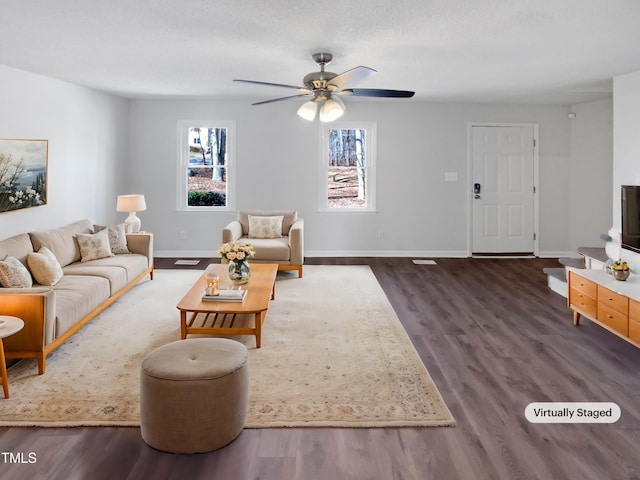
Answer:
327, 128, 367, 208
187, 127, 227, 206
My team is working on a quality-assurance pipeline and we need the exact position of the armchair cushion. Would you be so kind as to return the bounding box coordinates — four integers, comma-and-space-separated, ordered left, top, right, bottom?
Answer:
238, 210, 297, 236
248, 215, 283, 239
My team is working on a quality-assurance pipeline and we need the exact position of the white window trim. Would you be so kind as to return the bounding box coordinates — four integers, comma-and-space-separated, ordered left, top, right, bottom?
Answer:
176, 120, 236, 212
318, 121, 377, 213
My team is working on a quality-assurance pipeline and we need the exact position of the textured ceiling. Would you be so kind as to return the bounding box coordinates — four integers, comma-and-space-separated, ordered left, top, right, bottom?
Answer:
1, 0, 639, 104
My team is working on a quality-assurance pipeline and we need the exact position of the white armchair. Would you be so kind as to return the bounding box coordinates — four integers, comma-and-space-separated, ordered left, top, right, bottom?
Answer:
222, 210, 304, 277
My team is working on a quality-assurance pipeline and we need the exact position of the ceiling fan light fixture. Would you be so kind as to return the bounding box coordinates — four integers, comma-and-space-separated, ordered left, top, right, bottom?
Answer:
236, 52, 414, 120
297, 99, 318, 121
319, 96, 345, 123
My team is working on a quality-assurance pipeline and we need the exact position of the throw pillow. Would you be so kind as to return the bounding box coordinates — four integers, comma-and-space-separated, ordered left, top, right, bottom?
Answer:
76, 229, 113, 262
248, 215, 284, 239
0, 255, 33, 288
27, 246, 64, 286
94, 224, 130, 254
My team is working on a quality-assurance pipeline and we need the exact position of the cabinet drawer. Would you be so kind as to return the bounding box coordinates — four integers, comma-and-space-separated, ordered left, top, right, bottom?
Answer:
630, 299, 640, 322
597, 302, 629, 336
597, 285, 629, 315
569, 287, 597, 318
568, 271, 597, 297
629, 317, 640, 344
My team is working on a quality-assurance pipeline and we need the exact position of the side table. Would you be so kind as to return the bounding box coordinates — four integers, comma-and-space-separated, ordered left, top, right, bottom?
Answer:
0, 315, 25, 398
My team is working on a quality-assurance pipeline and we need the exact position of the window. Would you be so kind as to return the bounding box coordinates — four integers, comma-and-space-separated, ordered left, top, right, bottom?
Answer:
177, 121, 235, 211
320, 122, 376, 212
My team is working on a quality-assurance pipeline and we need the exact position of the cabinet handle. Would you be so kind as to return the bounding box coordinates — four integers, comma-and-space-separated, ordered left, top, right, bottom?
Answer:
607, 315, 613, 319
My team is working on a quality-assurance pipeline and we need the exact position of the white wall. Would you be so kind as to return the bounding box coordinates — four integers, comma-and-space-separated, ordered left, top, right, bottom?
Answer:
612, 70, 640, 270
613, 71, 640, 222
0, 65, 128, 239
569, 98, 613, 253
128, 98, 578, 257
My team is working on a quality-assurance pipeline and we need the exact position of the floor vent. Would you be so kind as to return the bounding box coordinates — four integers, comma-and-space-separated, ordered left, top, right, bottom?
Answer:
412, 259, 437, 265
174, 259, 201, 266
471, 255, 535, 259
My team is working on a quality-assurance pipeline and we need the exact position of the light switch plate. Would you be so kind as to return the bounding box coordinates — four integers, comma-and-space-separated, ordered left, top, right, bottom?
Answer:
445, 172, 458, 182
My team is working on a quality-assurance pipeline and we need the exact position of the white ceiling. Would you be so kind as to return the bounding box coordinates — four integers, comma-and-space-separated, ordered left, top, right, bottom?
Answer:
2, 0, 639, 105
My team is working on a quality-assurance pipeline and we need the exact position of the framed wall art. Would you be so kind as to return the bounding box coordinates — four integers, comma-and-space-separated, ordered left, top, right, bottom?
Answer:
0, 138, 48, 213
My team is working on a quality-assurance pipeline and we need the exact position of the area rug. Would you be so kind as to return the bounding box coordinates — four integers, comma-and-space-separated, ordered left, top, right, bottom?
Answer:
0, 266, 455, 428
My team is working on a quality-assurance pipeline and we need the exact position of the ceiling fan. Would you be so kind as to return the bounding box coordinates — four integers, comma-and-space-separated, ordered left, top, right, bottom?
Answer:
234, 53, 415, 122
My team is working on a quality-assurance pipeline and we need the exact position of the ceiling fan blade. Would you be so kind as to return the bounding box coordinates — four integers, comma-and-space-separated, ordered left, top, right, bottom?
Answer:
340, 88, 415, 98
252, 93, 313, 106
327, 66, 377, 90
234, 79, 310, 92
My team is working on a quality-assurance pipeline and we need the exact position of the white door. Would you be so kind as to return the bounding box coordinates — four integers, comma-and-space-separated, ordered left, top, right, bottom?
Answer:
472, 126, 535, 254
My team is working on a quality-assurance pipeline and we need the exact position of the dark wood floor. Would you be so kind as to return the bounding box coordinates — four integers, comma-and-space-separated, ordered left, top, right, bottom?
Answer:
2, 257, 639, 479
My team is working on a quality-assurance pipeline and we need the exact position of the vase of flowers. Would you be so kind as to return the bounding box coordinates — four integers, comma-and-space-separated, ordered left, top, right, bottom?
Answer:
218, 241, 256, 284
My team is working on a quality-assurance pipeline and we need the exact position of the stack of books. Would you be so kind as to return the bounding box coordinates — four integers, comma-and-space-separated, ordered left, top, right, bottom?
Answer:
202, 289, 247, 302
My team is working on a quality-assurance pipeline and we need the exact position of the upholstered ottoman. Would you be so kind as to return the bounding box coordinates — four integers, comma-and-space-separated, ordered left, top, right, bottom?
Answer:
140, 338, 249, 454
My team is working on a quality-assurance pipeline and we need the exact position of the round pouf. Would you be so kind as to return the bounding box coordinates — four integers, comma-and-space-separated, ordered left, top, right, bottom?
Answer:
140, 338, 249, 454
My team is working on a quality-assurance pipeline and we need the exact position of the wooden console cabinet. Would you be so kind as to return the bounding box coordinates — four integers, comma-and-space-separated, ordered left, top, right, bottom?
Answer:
568, 268, 640, 347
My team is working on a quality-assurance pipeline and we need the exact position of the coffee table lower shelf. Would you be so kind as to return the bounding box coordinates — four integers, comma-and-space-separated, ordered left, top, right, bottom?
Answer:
180, 310, 267, 347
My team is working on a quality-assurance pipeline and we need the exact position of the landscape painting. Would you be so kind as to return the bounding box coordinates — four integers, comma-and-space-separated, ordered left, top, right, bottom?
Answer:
0, 138, 47, 213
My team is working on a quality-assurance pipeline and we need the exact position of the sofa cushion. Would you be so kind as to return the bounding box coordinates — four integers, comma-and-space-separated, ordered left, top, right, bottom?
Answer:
62, 254, 148, 293
52, 275, 111, 338
248, 215, 283, 239
27, 246, 64, 286
76, 229, 113, 262
0, 233, 34, 265
94, 224, 130, 254
29, 219, 93, 267
238, 210, 297, 236
0, 255, 33, 288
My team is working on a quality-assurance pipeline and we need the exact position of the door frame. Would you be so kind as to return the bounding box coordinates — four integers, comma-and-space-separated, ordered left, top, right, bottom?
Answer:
466, 122, 540, 257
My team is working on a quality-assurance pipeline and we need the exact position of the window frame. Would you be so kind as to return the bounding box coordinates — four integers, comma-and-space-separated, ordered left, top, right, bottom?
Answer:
318, 121, 377, 213
176, 120, 236, 212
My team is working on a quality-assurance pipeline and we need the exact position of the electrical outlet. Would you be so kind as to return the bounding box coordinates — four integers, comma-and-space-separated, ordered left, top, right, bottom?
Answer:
179, 230, 187, 240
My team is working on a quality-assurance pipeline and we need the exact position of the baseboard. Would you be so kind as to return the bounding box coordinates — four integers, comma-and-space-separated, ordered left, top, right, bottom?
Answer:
304, 250, 468, 258
155, 250, 217, 258
156, 249, 572, 259
541, 251, 575, 258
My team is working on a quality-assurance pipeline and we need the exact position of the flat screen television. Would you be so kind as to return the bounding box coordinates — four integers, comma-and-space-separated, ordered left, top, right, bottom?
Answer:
622, 185, 640, 254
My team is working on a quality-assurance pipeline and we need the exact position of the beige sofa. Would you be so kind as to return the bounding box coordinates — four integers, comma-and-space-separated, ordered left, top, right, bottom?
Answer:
0, 219, 154, 374
222, 210, 304, 277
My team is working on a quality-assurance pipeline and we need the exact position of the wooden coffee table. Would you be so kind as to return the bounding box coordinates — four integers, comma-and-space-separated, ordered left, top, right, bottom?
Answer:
176, 263, 278, 348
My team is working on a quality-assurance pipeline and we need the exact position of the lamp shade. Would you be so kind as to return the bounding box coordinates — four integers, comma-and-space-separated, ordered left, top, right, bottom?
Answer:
297, 100, 318, 121
319, 96, 345, 123
116, 194, 146, 213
